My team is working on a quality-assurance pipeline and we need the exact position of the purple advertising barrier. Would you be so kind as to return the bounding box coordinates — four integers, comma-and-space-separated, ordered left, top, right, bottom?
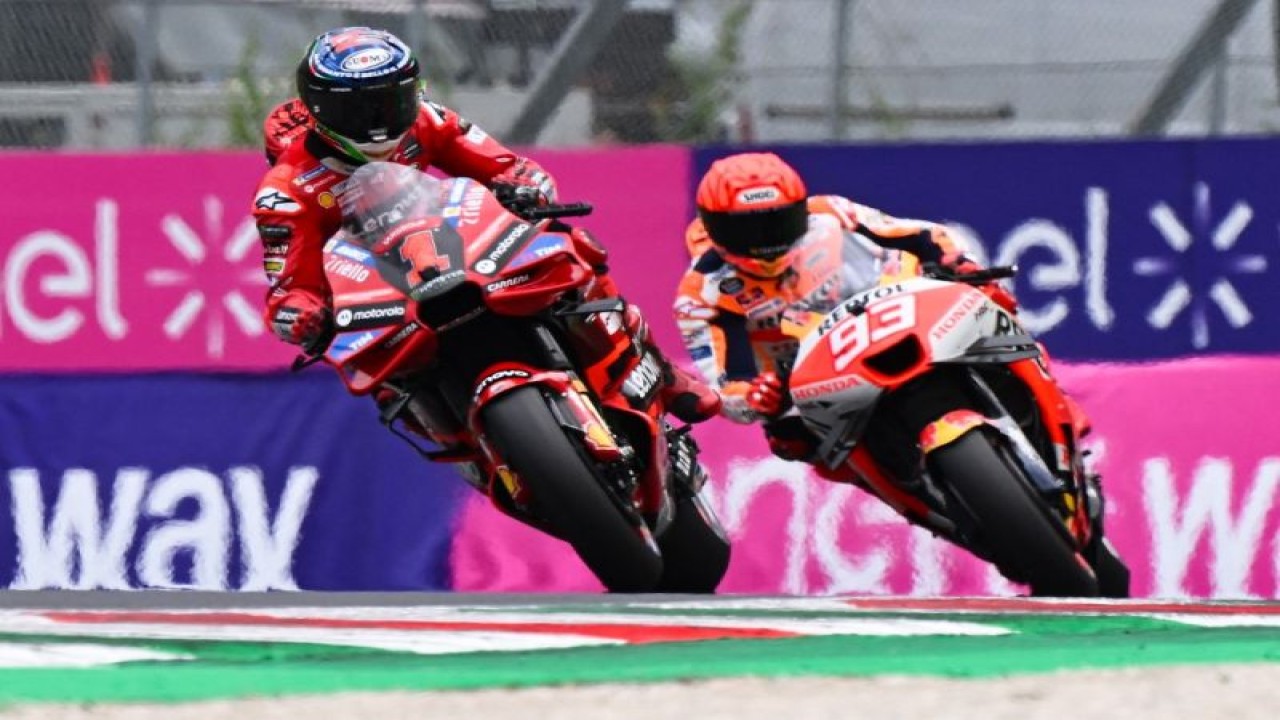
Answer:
0, 147, 691, 371
0, 372, 470, 590
695, 139, 1280, 360
451, 355, 1280, 599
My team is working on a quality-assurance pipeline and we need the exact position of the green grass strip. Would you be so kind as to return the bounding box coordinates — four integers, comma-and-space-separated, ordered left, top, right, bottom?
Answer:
1, 619, 1278, 705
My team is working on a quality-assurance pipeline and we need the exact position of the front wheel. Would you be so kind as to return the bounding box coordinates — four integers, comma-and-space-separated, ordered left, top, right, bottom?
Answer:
482, 386, 663, 592
930, 430, 1099, 597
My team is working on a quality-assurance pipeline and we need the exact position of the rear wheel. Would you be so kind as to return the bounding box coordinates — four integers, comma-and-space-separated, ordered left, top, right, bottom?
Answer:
930, 430, 1099, 597
655, 493, 731, 593
483, 386, 663, 592
1088, 537, 1131, 598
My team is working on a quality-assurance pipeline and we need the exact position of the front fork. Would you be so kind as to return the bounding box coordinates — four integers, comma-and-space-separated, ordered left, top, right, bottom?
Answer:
916, 367, 1093, 546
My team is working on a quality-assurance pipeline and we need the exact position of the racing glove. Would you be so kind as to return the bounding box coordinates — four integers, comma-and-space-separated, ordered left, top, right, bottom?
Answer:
271, 298, 334, 355
746, 372, 786, 417
719, 372, 789, 422
490, 158, 557, 210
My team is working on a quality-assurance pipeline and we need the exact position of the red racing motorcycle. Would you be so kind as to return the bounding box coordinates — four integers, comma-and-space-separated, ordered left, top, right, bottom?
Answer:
783, 244, 1129, 597
302, 163, 729, 592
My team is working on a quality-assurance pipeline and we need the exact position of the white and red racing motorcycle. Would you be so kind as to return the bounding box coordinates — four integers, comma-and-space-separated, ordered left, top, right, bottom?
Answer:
783, 254, 1129, 597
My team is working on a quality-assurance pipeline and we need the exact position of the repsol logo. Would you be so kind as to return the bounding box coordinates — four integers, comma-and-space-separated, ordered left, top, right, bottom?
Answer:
334, 302, 404, 328
473, 222, 533, 275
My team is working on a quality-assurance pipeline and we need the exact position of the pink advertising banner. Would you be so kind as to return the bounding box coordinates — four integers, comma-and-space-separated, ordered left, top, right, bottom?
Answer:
0, 147, 691, 371
451, 355, 1280, 600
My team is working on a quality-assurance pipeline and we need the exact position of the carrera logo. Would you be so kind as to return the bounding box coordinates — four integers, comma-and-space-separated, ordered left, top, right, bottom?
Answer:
486, 274, 531, 292
334, 302, 404, 328
736, 186, 780, 205
381, 323, 418, 349
473, 222, 533, 275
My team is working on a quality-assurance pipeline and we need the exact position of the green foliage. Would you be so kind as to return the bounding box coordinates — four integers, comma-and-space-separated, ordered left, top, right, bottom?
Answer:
655, 1, 754, 143
226, 34, 270, 148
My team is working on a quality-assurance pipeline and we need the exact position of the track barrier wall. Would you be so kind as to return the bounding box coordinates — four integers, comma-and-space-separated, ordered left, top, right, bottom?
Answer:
3, 140, 1278, 596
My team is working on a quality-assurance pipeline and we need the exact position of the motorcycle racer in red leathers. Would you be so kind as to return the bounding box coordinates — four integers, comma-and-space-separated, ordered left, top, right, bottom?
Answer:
672, 152, 1079, 475
253, 26, 719, 423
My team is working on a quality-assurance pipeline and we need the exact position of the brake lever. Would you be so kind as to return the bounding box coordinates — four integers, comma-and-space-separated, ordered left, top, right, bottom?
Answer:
290, 351, 327, 373
290, 328, 335, 373
922, 262, 1018, 284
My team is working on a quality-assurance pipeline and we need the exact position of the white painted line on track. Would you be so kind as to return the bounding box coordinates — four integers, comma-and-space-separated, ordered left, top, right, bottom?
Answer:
0, 614, 619, 655
0, 642, 189, 668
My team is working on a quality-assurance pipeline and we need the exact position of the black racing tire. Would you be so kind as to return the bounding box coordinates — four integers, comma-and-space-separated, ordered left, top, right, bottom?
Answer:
655, 494, 731, 593
1088, 536, 1132, 598
482, 386, 663, 592
930, 430, 1099, 597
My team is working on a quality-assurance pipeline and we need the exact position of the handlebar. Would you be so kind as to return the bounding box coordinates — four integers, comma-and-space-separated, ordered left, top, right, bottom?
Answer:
522, 202, 594, 220
923, 262, 1018, 284
495, 185, 594, 221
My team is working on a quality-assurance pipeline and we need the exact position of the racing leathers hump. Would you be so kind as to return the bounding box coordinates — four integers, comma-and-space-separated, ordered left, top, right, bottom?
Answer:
674, 194, 967, 423
251, 99, 556, 345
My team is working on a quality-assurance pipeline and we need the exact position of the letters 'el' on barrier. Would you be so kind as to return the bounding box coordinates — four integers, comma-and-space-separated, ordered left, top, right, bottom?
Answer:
695, 139, 1280, 360
0, 147, 693, 371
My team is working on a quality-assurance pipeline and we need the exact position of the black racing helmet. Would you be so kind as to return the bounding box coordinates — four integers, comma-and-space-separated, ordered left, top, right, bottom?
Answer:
296, 27, 420, 157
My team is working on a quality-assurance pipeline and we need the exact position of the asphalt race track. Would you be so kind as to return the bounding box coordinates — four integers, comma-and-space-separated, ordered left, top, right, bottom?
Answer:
0, 591, 1278, 718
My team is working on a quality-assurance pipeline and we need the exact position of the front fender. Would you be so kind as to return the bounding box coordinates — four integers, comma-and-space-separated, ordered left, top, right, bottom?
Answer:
918, 409, 988, 454
919, 409, 1063, 495
469, 363, 625, 464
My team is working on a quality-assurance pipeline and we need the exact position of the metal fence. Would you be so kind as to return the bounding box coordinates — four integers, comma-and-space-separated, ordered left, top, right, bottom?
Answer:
1, 0, 1277, 149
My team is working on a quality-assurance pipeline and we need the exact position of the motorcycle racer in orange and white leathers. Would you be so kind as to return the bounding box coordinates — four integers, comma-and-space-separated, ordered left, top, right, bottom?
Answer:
253, 26, 719, 423
673, 152, 1030, 473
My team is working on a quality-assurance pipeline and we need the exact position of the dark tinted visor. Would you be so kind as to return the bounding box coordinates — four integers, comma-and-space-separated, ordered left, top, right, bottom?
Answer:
310, 79, 418, 143
699, 200, 809, 259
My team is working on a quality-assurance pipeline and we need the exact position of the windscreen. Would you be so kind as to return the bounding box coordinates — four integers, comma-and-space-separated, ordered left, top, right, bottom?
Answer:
338, 162, 445, 250
777, 229, 894, 332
